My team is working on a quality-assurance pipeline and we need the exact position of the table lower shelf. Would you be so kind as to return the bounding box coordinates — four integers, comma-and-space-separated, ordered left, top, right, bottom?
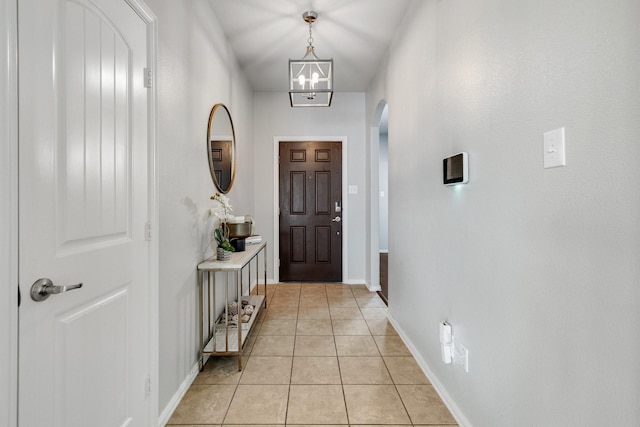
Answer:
202, 294, 264, 354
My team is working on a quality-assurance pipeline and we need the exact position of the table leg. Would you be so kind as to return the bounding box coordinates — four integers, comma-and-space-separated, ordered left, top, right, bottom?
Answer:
198, 271, 203, 371
237, 270, 242, 371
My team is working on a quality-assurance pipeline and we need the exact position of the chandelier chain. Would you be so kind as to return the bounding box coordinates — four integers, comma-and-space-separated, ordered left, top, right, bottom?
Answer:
307, 22, 314, 46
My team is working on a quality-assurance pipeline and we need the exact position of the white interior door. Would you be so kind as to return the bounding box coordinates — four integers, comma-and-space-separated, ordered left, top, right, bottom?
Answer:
18, 0, 150, 425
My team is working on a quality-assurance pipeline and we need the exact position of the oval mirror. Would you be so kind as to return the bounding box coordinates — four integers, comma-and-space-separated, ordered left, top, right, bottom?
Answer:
207, 103, 236, 193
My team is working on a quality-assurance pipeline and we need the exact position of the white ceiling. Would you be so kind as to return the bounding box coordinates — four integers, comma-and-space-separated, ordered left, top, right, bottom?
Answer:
208, 0, 413, 93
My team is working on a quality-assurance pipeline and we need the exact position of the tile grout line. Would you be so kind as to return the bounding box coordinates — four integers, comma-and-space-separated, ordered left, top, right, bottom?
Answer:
284, 283, 301, 425
337, 284, 351, 426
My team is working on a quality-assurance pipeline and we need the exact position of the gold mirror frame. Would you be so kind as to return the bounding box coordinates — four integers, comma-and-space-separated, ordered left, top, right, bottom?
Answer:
207, 103, 236, 194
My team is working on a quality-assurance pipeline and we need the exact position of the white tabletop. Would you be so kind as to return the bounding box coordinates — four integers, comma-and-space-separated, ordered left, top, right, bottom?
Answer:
198, 241, 266, 271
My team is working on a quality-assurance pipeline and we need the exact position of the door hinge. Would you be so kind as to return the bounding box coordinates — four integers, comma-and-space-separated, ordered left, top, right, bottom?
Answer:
145, 222, 152, 241
145, 374, 151, 397
143, 67, 152, 88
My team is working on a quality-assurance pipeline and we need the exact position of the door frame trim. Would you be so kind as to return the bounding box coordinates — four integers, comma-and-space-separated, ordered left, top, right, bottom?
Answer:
1, 0, 19, 424
273, 136, 349, 283
125, 0, 159, 423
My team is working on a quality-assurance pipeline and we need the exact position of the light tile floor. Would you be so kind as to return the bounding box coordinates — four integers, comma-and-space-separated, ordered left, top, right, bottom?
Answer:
167, 283, 457, 426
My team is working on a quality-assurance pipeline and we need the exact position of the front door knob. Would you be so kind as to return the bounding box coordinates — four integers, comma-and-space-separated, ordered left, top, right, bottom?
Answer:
331, 216, 341, 223
30, 278, 83, 302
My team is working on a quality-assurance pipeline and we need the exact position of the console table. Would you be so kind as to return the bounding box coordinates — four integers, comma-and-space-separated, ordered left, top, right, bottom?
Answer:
197, 241, 267, 371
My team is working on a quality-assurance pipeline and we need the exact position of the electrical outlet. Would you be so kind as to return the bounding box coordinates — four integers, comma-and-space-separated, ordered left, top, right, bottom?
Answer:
543, 127, 566, 169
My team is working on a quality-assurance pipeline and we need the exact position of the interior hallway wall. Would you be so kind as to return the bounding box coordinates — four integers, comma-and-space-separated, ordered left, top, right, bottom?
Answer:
366, 0, 640, 425
252, 92, 367, 284
144, 0, 254, 415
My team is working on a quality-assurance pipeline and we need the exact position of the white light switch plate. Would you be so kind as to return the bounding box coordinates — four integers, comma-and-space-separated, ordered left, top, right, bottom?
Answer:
348, 185, 358, 194
543, 127, 566, 169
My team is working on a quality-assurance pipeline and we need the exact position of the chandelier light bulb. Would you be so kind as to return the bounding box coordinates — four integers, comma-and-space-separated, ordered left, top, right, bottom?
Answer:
298, 75, 306, 87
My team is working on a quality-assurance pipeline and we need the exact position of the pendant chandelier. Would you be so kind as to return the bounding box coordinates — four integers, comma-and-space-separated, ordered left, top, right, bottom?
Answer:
288, 11, 333, 107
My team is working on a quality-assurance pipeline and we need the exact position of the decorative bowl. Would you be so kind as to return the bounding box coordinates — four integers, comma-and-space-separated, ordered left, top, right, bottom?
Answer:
227, 222, 252, 239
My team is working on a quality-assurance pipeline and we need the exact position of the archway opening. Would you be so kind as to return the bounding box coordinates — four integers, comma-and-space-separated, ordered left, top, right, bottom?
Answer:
369, 100, 389, 304
378, 104, 389, 303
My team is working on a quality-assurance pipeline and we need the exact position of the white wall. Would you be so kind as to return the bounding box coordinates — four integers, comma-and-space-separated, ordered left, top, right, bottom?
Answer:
144, 0, 254, 415
252, 92, 367, 283
367, 0, 640, 425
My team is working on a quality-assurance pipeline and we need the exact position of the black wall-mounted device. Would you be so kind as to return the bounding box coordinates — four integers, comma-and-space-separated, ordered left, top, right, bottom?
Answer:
443, 152, 469, 185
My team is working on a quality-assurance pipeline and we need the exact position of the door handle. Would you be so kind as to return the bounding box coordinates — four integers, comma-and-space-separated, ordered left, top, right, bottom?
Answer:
30, 278, 83, 302
331, 216, 341, 223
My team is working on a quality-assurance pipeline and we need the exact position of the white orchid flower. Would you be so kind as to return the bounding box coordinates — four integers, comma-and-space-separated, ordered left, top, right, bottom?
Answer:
210, 192, 233, 221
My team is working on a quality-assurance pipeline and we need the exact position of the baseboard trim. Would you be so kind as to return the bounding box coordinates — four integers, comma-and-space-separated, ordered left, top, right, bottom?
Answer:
365, 280, 382, 292
157, 362, 200, 426
387, 313, 472, 427
376, 290, 388, 306
344, 278, 369, 286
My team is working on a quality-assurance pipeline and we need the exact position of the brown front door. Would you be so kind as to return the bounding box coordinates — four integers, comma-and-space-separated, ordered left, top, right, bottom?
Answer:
279, 141, 342, 282
210, 139, 233, 191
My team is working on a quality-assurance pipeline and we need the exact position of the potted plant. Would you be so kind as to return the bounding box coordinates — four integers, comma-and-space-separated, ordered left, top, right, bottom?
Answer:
214, 226, 234, 260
